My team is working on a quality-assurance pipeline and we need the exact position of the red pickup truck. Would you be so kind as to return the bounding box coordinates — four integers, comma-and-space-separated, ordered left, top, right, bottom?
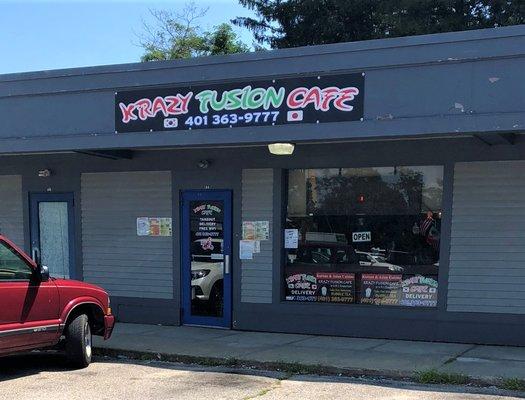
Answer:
0, 234, 114, 367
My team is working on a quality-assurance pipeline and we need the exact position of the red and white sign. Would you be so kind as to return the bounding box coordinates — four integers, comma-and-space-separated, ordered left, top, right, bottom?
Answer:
287, 110, 304, 122
163, 118, 179, 128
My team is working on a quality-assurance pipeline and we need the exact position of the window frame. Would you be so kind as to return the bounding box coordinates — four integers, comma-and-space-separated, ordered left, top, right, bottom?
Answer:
0, 239, 35, 283
280, 164, 445, 309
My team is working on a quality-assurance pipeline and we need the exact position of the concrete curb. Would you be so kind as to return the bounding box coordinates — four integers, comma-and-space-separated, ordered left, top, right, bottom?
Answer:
93, 346, 515, 391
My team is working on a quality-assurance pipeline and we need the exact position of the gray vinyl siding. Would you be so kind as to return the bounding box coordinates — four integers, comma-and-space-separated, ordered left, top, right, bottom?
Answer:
81, 171, 173, 299
0, 175, 24, 248
447, 161, 525, 314
241, 169, 273, 303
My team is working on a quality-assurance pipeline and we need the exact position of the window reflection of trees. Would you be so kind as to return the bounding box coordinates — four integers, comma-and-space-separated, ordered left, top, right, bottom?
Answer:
309, 168, 427, 215
287, 166, 443, 268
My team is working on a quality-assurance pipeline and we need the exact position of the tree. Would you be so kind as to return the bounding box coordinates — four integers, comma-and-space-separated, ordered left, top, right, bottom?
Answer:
207, 23, 250, 56
139, 2, 248, 61
233, 0, 525, 49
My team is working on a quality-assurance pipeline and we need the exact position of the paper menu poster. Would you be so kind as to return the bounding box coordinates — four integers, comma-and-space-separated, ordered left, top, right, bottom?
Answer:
149, 218, 161, 236
242, 221, 256, 240
243, 221, 270, 241
255, 221, 270, 240
239, 240, 255, 260
137, 217, 172, 236
137, 217, 150, 236
284, 229, 299, 249
160, 218, 173, 236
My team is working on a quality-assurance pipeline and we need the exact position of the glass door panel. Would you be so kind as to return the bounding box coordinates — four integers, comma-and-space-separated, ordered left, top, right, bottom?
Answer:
38, 202, 70, 278
190, 200, 224, 318
30, 193, 75, 279
182, 190, 232, 328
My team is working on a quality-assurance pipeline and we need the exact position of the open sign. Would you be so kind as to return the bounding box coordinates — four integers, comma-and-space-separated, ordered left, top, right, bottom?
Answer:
352, 231, 371, 242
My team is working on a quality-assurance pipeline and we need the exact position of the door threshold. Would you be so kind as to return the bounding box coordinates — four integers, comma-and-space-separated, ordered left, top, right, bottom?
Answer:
183, 323, 231, 330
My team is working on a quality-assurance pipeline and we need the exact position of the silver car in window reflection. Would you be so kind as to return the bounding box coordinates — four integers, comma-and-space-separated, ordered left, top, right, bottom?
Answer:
355, 251, 404, 272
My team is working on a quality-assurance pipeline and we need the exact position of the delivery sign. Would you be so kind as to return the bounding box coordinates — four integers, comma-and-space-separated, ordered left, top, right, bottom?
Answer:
115, 73, 364, 133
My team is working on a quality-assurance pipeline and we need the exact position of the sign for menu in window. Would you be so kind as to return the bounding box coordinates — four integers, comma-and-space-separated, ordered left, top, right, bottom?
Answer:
190, 201, 224, 262
284, 229, 299, 249
115, 73, 364, 133
316, 272, 355, 303
285, 273, 317, 301
285, 272, 355, 303
400, 276, 438, 307
360, 274, 402, 305
191, 202, 223, 239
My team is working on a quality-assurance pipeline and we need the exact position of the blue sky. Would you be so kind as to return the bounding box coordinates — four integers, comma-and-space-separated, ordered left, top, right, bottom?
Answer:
0, 0, 257, 74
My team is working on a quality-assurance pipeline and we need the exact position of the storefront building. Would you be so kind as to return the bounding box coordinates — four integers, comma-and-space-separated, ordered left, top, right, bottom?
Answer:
1, 25, 524, 345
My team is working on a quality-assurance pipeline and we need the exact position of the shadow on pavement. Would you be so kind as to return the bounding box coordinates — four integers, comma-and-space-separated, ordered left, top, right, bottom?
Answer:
0, 352, 523, 399
0, 352, 72, 381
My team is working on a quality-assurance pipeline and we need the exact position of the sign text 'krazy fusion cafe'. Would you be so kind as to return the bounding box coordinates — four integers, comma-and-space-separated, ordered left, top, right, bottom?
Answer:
115, 73, 364, 133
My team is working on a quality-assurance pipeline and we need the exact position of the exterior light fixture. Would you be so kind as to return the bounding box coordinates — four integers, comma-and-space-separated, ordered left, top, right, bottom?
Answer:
38, 169, 52, 178
268, 143, 295, 155
198, 160, 210, 169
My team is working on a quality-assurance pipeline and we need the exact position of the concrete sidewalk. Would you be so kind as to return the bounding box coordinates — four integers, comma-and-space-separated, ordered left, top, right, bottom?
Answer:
94, 323, 525, 383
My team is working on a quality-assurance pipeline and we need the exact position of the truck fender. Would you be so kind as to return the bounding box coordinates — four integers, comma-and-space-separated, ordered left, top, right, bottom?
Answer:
60, 296, 105, 329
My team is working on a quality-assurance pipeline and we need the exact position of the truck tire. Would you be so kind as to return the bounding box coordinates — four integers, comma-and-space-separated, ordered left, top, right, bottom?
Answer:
65, 314, 92, 368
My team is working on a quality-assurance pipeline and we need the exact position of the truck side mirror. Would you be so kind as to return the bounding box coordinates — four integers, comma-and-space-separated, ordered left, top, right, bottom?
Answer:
31, 247, 48, 281
39, 265, 50, 282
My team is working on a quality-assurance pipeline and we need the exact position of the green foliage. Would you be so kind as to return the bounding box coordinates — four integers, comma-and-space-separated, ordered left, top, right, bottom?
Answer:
206, 23, 250, 56
415, 369, 469, 385
233, 0, 525, 48
139, 3, 248, 61
501, 378, 525, 391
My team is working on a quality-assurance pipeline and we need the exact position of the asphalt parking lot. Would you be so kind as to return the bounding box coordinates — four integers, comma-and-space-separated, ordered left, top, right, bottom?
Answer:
0, 353, 523, 400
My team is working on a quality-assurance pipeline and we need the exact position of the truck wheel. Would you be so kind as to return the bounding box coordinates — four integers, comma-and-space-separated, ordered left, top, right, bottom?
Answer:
65, 314, 92, 368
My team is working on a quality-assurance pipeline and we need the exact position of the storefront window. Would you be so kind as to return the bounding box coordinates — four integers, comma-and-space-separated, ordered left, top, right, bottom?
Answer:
284, 166, 443, 307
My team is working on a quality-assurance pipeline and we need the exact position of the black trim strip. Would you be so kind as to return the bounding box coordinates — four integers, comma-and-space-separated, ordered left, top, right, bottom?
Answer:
0, 325, 60, 338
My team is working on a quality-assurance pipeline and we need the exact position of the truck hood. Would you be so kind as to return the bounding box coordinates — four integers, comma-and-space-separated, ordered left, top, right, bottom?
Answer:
51, 277, 111, 319
52, 277, 109, 296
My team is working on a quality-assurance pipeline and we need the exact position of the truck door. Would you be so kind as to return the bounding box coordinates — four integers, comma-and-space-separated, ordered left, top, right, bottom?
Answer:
0, 238, 60, 352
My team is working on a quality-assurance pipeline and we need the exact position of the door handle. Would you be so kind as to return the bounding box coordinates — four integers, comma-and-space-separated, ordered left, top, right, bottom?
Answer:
224, 254, 230, 274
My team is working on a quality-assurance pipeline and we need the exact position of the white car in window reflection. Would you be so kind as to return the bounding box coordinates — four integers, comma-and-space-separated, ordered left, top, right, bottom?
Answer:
355, 251, 404, 272
191, 239, 223, 303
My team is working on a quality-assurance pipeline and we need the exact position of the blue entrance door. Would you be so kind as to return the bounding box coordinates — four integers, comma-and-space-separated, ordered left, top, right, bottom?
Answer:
30, 193, 76, 279
181, 190, 232, 328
